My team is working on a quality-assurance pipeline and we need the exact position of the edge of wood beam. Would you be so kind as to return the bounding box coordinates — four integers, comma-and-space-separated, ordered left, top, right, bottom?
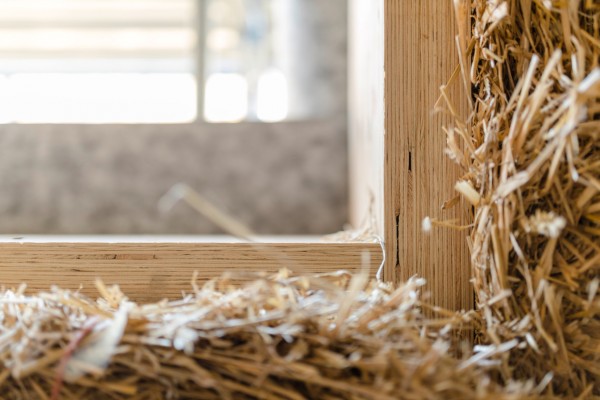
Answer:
0, 239, 383, 303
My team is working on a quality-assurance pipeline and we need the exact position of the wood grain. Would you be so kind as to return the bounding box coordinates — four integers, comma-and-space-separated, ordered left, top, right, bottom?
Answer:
349, 0, 472, 310
348, 0, 385, 239
0, 240, 382, 303
384, 1, 472, 311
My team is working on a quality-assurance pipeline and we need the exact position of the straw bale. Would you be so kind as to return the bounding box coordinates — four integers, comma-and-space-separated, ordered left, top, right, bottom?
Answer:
444, 0, 600, 396
0, 273, 533, 400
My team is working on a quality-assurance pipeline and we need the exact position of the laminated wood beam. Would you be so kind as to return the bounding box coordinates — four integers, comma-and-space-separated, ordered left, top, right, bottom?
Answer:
386, 1, 471, 311
349, 0, 472, 311
0, 237, 382, 303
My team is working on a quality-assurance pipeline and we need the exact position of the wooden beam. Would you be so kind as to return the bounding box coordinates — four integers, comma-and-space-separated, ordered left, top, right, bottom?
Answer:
348, 0, 385, 240
348, 0, 471, 311
385, 1, 471, 311
0, 238, 382, 303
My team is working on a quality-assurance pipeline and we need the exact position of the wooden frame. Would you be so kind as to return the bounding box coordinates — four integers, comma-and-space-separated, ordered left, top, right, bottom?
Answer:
0, 1, 471, 311
348, 0, 471, 311
0, 237, 381, 302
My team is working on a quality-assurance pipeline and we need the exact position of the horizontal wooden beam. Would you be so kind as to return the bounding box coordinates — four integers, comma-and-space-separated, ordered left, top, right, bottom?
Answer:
0, 238, 382, 303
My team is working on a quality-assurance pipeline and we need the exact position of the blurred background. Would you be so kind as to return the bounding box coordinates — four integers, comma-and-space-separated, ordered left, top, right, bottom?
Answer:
0, 0, 348, 234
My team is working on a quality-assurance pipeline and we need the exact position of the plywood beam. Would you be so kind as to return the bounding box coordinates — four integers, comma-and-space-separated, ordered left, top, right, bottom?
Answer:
385, 1, 471, 311
0, 240, 382, 303
349, 0, 471, 311
348, 0, 385, 239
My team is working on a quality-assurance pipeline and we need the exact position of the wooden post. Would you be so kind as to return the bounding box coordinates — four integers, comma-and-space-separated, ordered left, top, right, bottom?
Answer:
349, 0, 472, 311
348, 0, 385, 237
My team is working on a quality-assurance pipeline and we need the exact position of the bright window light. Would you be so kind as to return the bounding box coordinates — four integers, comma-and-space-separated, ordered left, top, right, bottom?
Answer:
256, 68, 288, 122
0, 73, 197, 124
0, 0, 197, 124
0, 75, 10, 123
204, 73, 248, 123
0, 28, 196, 53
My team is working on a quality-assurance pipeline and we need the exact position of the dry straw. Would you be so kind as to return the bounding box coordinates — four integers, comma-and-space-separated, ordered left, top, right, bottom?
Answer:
0, 0, 597, 398
0, 273, 531, 400
445, 0, 600, 396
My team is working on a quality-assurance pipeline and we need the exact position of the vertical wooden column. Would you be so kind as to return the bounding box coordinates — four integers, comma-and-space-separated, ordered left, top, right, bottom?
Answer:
385, 1, 471, 311
349, 0, 471, 311
348, 0, 385, 238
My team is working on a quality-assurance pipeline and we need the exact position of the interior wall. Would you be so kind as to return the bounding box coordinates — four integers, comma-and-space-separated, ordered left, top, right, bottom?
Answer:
0, 120, 347, 235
